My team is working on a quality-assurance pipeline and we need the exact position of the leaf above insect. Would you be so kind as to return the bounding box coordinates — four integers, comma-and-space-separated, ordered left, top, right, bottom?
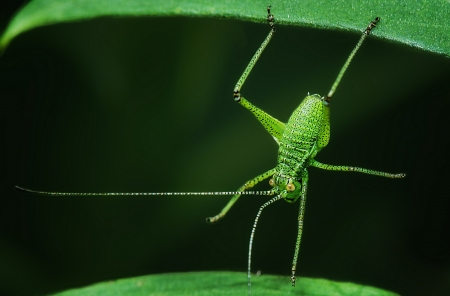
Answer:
1, 0, 449, 56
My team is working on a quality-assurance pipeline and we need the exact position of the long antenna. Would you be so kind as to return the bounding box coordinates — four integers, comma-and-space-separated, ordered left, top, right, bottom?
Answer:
14, 186, 274, 197
323, 17, 380, 105
247, 195, 282, 295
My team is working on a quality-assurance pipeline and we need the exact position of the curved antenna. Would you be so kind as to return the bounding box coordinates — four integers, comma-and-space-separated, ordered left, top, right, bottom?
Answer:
323, 17, 380, 105
14, 186, 274, 197
248, 195, 283, 295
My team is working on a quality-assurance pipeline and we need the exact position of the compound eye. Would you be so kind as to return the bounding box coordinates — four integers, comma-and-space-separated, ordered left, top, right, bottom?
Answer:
286, 183, 295, 192
269, 179, 275, 187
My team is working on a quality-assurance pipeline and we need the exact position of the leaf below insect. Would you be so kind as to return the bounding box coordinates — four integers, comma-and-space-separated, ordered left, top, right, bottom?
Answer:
51, 271, 399, 296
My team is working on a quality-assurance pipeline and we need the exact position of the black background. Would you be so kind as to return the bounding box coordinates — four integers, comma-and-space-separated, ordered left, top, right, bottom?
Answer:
1, 1, 450, 295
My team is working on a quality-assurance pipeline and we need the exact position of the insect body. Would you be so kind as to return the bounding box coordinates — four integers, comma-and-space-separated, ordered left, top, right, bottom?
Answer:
16, 7, 405, 295
206, 8, 404, 292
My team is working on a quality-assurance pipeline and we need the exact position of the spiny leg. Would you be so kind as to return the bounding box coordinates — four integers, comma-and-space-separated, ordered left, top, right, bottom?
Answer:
233, 5, 275, 102
247, 194, 283, 296
290, 170, 308, 286
206, 168, 276, 223
232, 7, 286, 144
323, 17, 380, 105
207, 8, 279, 224
310, 159, 405, 178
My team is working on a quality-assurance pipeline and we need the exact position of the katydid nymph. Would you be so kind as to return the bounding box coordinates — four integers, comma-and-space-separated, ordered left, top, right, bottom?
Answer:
16, 7, 405, 294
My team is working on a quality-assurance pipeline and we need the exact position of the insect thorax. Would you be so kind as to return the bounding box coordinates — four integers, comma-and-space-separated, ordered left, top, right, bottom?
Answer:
276, 94, 325, 179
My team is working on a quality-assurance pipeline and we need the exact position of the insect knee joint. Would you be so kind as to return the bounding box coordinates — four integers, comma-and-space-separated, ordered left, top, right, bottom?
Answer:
233, 89, 241, 102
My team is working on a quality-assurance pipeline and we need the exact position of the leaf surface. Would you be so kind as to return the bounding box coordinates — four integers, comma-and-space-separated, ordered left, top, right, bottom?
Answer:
52, 271, 400, 296
1, 0, 449, 55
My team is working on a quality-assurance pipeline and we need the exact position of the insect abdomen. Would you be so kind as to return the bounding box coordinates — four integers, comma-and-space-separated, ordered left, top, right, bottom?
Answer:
276, 95, 324, 177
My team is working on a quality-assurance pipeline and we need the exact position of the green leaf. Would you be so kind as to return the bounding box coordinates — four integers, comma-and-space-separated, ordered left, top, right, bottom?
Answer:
1, 0, 449, 56
51, 272, 399, 296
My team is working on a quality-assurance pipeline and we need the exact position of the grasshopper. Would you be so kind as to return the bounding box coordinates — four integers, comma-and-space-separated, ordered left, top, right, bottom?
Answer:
16, 6, 405, 294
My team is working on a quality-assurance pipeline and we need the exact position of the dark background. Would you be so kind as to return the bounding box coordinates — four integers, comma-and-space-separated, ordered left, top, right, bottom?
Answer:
1, 1, 450, 295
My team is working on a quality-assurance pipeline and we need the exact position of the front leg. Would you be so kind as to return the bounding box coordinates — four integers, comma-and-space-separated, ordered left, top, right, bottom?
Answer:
206, 168, 276, 223
310, 159, 405, 178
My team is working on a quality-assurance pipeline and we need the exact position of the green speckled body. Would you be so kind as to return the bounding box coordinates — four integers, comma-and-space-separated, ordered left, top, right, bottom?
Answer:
221, 13, 403, 292
276, 94, 328, 181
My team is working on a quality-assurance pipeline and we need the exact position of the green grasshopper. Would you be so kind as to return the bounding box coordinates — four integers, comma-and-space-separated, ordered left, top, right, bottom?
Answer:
16, 6, 405, 294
